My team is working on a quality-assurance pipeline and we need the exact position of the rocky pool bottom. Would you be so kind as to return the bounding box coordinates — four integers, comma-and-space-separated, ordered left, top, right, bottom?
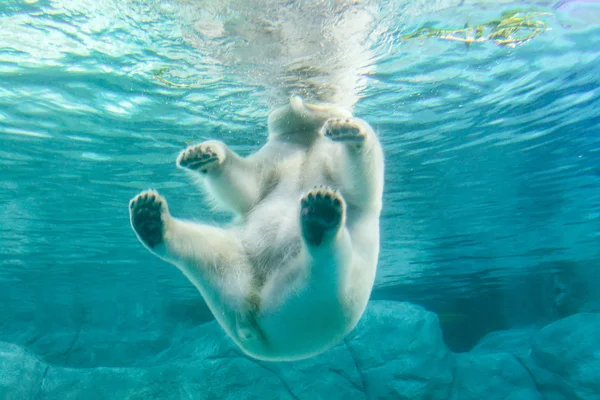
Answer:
1, 301, 598, 399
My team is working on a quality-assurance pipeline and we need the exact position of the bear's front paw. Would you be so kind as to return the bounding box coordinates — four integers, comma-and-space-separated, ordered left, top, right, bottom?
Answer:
300, 186, 345, 246
322, 117, 367, 147
129, 190, 168, 249
176, 140, 226, 174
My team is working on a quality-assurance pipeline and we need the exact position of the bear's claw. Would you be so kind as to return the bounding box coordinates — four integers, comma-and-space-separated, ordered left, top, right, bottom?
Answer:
129, 190, 166, 249
322, 117, 366, 145
177, 142, 224, 174
300, 186, 345, 246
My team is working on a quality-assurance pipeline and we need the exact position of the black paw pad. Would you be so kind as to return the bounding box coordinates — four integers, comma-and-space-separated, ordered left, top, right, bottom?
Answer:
323, 117, 365, 144
300, 186, 344, 246
177, 143, 221, 174
130, 190, 165, 249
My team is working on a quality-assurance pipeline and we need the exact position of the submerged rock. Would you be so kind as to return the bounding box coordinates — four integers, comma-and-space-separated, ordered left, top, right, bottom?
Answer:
1, 301, 599, 399
346, 301, 454, 400
529, 313, 600, 400
451, 352, 542, 400
471, 328, 537, 357
0, 342, 46, 400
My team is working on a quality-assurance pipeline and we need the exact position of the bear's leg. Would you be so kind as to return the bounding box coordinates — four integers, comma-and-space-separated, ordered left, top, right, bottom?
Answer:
322, 117, 384, 209
129, 189, 246, 273
299, 186, 353, 289
129, 190, 269, 348
176, 140, 261, 215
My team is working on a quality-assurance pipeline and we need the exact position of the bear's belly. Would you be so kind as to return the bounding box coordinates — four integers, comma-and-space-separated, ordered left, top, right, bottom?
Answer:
236, 276, 358, 361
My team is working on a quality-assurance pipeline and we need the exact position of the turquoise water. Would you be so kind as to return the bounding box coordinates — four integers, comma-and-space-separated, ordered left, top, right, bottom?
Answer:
1, 0, 600, 398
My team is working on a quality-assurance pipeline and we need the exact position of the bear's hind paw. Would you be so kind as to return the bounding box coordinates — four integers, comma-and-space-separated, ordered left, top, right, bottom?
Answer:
177, 141, 225, 174
300, 186, 345, 246
129, 190, 167, 249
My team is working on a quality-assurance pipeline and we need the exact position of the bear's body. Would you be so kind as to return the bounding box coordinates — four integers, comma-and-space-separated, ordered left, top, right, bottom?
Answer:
129, 96, 384, 361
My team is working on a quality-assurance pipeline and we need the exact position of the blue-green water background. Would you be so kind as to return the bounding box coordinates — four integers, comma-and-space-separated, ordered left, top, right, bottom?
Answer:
1, 0, 599, 368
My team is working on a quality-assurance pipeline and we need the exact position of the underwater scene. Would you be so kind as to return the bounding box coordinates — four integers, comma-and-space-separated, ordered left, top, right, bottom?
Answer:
1, 0, 600, 398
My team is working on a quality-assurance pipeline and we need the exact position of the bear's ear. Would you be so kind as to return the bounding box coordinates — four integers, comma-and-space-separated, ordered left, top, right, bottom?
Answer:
267, 96, 352, 138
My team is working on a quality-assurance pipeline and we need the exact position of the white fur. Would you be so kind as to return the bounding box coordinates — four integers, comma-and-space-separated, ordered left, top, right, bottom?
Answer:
133, 96, 384, 361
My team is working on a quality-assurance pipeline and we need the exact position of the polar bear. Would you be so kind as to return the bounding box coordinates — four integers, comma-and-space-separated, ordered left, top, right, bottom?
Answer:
129, 96, 384, 361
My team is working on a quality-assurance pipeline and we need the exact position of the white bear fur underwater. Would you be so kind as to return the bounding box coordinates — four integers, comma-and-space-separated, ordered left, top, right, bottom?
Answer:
129, 96, 384, 361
